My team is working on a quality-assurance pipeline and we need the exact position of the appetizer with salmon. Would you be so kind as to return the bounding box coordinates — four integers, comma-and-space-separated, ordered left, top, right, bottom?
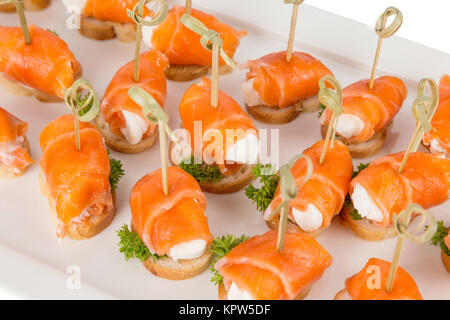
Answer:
334, 258, 423, 300
320, 76, 407, 158
0, 24, 81, 102
0, 107, 34, 178
118, 166, 213, 280
209, 231, 332, 300
341, 151, 450, 241
143, 5, 246, 81
94, 50, 168, 153
242, 51, 333, 124
39, 114, 123, 240
431, 221, 450, 273
169, 77, 259, 194
246, 140, 352, 237
422, 75, 450, 157
74, 0, 153, 42
0, 0, 50, 12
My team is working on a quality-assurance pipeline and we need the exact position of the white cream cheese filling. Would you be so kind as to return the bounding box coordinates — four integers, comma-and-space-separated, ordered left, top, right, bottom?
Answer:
227, 282, 254, 300
242, 79, 264, 107
336, 113, 364, 139
120, 110, 149, 145
168, 239, 207, 261
292, 204, 323, 232
351, 183, 383, 222
429, 138, 447, 154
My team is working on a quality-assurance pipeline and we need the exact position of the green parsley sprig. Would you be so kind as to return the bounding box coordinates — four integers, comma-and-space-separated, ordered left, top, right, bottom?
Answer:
352, 162, 370, 178
431, 221, 450, 256
210, 234, 249, 285
116, 224, 164, 262
245, 164, 280, 212
318, 103, 327, 117
180, 156, 223, 183
108, 151, 124, 192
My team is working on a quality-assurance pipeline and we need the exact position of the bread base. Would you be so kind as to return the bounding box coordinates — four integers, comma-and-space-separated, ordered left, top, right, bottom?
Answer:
0, 137, 32, 179
333, 288, 352, 300
321, 124, 388, 159
0, 0, 50, 12
79, 16, 137, 42
142, 247, 213, 280
165, 64, 233, 82
218, 283, 311, 300
39, 171, 116, 240
265, 217, 322, 238
0, 63, 82, 103
168, 140, 254, 194
246, 95, 320, 124
94, 115, 158, 154
339, 204, 397, 241
442, 250, 450, 274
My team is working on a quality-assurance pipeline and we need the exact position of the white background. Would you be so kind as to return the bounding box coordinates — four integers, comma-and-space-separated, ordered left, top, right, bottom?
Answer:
311, 0, 450, 54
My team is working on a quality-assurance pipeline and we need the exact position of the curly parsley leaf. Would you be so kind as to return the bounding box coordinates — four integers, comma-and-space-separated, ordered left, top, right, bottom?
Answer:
318, 103, 327, 118
431, 221, 450, 256
349, 208, 362, 220
352, 162, 370, 179
180, 156, 223, 183
116, 224, 165, 262
210, 234, 249, 285
108, 151, 124, 192
46, 28, 59, 37
245, 164, 280, 212
77, 93, 94, 117
344, 194, 362, 220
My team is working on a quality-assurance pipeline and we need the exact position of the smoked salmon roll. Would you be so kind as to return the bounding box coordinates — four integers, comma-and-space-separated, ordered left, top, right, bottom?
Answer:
0, 0, 50, 12
242, 51, 333, 124
423, 75, 450, 157
143, 5, 246, 81
169, 77, 259, 194
74, 0, 150, 42
320, 76, 407, 158
94, 50, 168, 154
128, 166, 213, 280
0, 107, 34, 179
0, 24, 81, 102
214, 230, 332, 300
444, 231, 450, 273
263, 140, 353, 237
39, 115, 121, 240
334, 258, 423, 300
341, 151, 450, 241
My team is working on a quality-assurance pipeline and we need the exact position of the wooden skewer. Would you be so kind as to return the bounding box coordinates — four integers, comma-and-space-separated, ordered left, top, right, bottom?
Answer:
158, 119, 169, 196
398, 79, 438, 173
368, 7, 403, 90
285, 2, 301, 63
211, 41, 220, 108
0, 0, 32, 43
186, 0, 192, 15
385, 204, 437, 292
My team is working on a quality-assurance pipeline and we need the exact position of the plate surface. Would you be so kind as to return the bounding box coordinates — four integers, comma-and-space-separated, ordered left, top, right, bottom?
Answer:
0, 0, 449, 299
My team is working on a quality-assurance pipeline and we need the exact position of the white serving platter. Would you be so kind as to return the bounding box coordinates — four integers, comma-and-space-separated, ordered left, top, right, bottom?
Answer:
0, 0, 449, 300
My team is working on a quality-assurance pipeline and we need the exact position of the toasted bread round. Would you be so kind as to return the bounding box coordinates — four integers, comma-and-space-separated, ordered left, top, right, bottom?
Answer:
39, 172, 116, 240
339, 204, 397, 241
333, 288, 352, 300
442, 250, 450, 274
218, 283, 311, 300
94, 115, 158, 154
80, 16, 136, 42
165, 64, 233, 82
168, 140, 254, 194
0, 137, 32, 179
0, 64, 82, 103
0, 0, 50, 12
265, 217, 322, 238
142, 247, 213, 280
246, 95, 319, 124
321, 124, 388, 159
